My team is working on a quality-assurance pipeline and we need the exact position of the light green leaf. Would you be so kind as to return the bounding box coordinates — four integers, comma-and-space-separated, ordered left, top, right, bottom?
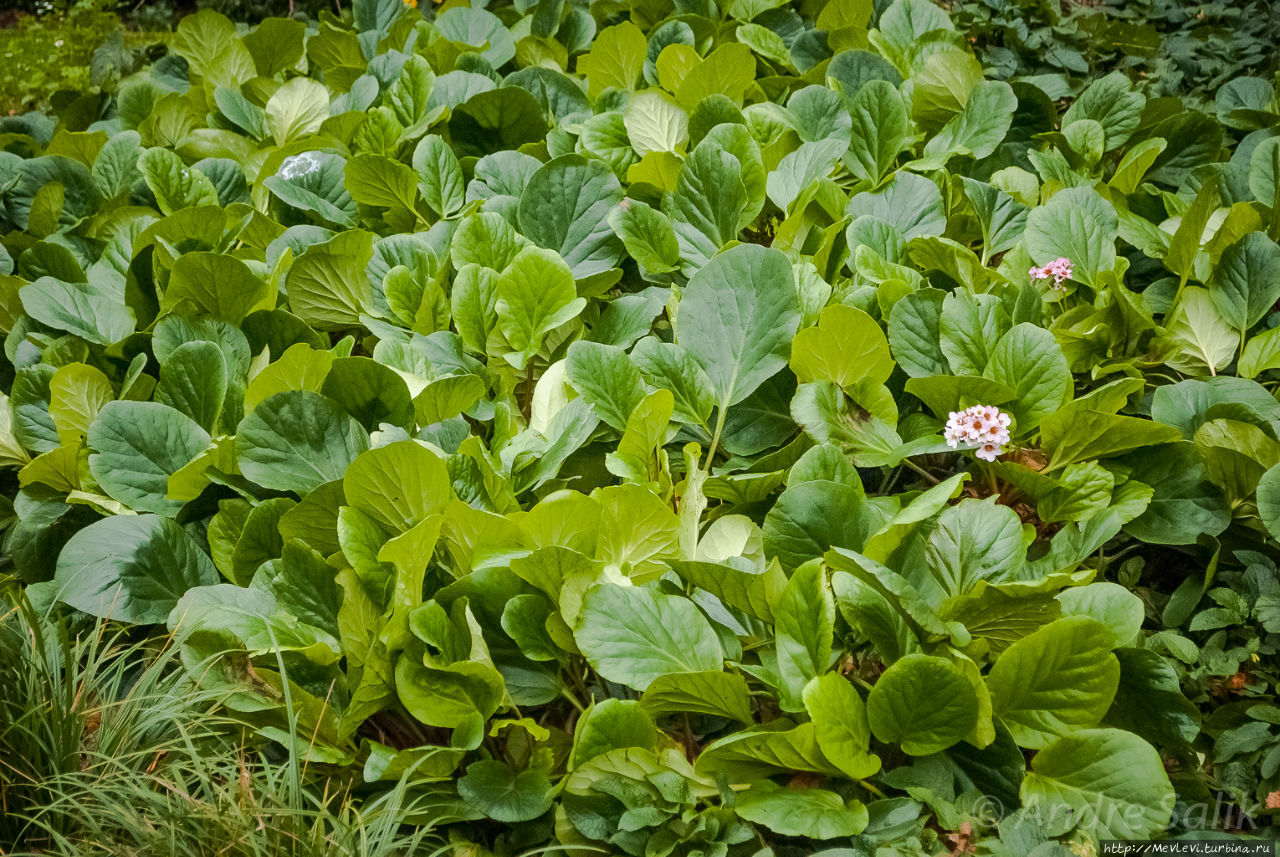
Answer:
1109, 138, 1167, 195
766, 138, 846, 212
412, 135, 465, 218
570, 699, 658, 769
844, 80, 908, 183
640, 670, 755, 723
167, 9, 255, 88
624, 91, 689, 156
674, 44, 756, 109
608, 200, 680, 274
48, 363, 113, 446
986, 616, 1120, 748
164, 251, 272, 324
577, 21, 646, 97
736, 784, 867, 839
1239, 325, 1280, 379
574, 583, 723, 691
772, 561, 835, 710
266, 77, 329, 146
1160, 286, 1237, 376
1021, 729, 1174, 839
565, 341, 646, 432
867, 654, 979, 755
286, 230, 374, 330
1056, 583, 1145, 648
790, 304, 893, 390
344, 440, 450, 533
1257, 462, 1280, 540
803, 673, 881, 779
921, 80, 1016, 165
344, 154, 419, 212
495, 247, 586, 370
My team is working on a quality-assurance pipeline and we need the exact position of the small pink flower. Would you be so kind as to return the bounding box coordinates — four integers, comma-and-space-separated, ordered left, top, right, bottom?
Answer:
1030, 257, 1074, 289
975, 442, 1003, 462
944, 405, 1012, 460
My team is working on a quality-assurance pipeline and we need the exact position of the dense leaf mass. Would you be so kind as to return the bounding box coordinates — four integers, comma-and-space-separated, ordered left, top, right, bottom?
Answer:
1, 0, 1279, 853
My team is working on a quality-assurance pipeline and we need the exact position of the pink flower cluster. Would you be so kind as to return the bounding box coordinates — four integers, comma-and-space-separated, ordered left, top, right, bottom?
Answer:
1029, 257, 1074, 288
944, 405, 1012, 462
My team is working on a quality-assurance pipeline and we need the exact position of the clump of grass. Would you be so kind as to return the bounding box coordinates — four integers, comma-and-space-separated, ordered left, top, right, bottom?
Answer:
0, 590, 445, 857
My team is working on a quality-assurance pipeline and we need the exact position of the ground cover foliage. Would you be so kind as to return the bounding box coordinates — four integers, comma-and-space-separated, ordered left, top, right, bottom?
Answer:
0, 0, 1279, 852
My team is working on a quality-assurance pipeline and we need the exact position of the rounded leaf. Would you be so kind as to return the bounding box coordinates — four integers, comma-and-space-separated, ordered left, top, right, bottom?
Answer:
54, 515, 218, 623
236, 391, 370, 495
867, 654, 979, 755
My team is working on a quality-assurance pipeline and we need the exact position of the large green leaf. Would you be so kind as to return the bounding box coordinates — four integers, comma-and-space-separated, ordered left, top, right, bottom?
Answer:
846, 172, 945, 240
736, 784, 867, 838
343, 440, 450, 533
574, 583, 724, 691
983, 323, 1072, 430
921, 80, 1016, 165
1209, 231, 1280, 333
436, 7, 516, 67
139, 148, 219, 214
565, 341, 646, 432
789, 304, 893, 389
1021, 729, 1174, 839
236, 391, 370, 495
771, 561, 835, 710
516, 155, 624, 278
164, 251, 272, 324
803, 673, 881, 779
867, 654, 979, 755
285, 230, 374, 329
1024, 187, 1118, 288
845, 80, 908, 183
667, 141, 751, 270
457, 760, 554, 823
54, 514, 218, 623
169, 583, 341, 664
763, 481, 876, 572
266, 77, 329, 146
640, 671, 754, 723
156, 342, 229, 434
986, 616, 1120, 748
88, 402, 210, 516
265, 152, 357, 228
22, 278, 132, 349
675, 244, 800, 413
